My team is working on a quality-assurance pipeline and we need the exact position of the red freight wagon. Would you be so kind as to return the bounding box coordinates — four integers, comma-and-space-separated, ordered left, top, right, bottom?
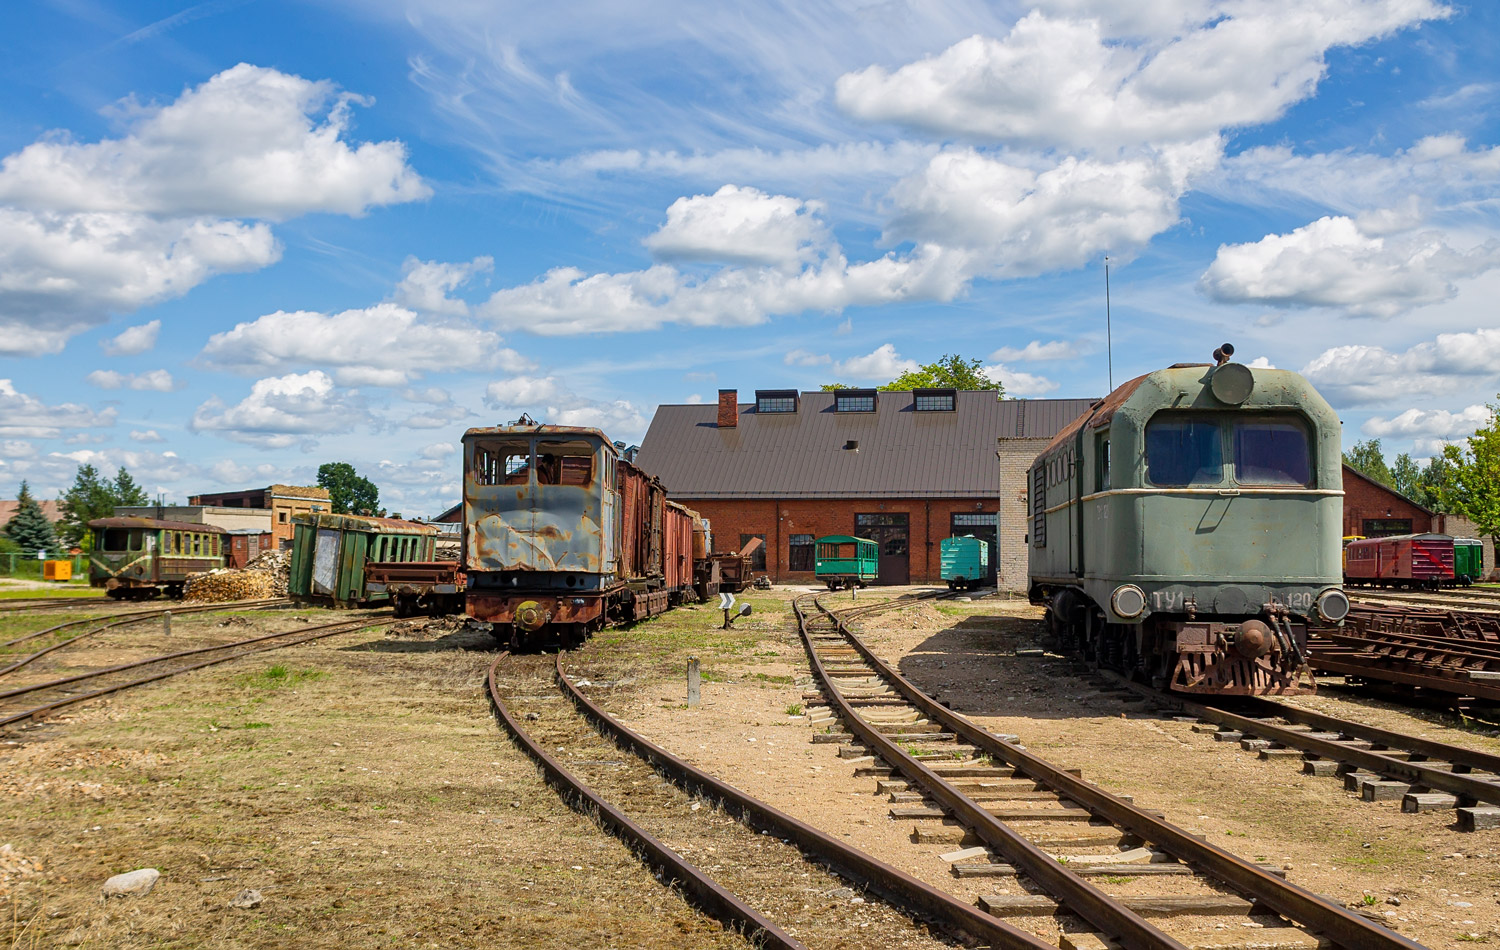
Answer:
1344, 533, 1455, 589
663, 501, 696, 594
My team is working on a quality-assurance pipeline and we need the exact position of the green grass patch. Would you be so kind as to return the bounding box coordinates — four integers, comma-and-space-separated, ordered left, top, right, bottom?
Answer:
785, 703, 804, 716
235, 664, 327, 689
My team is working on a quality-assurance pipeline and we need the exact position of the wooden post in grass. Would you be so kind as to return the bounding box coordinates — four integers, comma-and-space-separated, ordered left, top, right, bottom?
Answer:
687, 656, 700, 707
163, 610, 171, 637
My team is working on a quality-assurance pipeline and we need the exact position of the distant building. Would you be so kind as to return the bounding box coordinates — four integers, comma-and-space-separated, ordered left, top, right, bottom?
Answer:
634, 388, 1096, 590
1341, 464, 1494, 579
0, 498, 62, 527
187, 484, 331, 546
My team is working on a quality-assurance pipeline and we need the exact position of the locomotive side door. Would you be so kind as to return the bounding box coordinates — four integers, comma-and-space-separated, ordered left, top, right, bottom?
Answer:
600, 450, 617, 576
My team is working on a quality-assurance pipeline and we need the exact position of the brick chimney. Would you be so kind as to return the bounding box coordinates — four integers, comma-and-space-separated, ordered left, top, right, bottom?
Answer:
717, 389, 738, 428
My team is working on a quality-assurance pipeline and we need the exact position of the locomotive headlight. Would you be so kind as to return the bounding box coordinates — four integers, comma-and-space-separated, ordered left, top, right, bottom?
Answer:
1110, 584, 1146, 619
1315, 588, 1350, 623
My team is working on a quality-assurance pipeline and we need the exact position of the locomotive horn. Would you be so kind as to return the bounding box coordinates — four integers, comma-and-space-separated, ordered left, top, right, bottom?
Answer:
1212, 343, 1235, 366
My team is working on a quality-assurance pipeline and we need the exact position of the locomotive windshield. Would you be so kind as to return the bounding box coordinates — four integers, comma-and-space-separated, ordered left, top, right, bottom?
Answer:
535, 439, 596, 487
472, 440, 531, 486
99, 527, 147, 550
1145, 413, 1314, 488
1145, 419, 1222, 486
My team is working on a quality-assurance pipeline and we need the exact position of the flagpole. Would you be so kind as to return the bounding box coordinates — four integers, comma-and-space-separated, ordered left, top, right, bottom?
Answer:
1104, 255, 1114, 391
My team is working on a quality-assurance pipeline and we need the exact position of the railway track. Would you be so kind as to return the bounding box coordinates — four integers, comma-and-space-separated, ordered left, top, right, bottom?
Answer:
487, 651, 1051, 950
0, 614, 392, 729
0, 598, 291, 678
1351, 588, 1500, 612
797, 593, 1426, 950
0, 595, 112, 613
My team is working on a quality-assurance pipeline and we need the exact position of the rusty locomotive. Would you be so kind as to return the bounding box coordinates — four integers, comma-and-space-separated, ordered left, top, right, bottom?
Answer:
461, 423, 730, 647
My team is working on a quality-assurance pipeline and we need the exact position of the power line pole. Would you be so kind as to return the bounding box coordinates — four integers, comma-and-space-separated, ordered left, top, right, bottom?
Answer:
1104, 255, 1114, 391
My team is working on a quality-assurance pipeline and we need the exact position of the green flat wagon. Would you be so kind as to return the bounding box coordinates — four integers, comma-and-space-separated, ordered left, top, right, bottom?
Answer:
814, 535, 878, 591
941, 535, 989, 590
288, 513, 438, 608
1455, 538, 1484, 586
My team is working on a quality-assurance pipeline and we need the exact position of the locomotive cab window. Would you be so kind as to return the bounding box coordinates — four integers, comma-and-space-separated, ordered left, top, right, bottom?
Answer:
1145, 417, 1223, 486
1095, 434, 1111, 492
535, 439, 596, 487
473, 441, 531, 486
1232, 418, 1313, 487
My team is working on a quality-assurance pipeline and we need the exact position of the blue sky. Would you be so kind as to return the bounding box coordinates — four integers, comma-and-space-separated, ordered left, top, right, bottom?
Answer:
2, 0, 1498, 517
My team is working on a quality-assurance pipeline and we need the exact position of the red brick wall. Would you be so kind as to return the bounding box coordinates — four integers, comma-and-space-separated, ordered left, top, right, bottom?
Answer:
1342, 466, 1434, 537
680, 497, 997, 584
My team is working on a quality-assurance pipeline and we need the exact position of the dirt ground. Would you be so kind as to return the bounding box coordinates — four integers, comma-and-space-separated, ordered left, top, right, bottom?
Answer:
2, 592, 1497, 949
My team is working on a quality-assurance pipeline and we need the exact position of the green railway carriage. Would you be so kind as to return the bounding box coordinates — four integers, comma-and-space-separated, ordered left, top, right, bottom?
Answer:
87, 517, 228, 599
940, 535, 990, 590
288, 513, 438, 608
1028, 346, 1349, 696
1454, 539, 1484, 586
814, 535, 878, 590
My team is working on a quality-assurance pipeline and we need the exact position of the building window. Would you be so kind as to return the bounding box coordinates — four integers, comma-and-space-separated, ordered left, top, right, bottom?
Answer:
835, 390, 877, 412
1362, 519, 1412, 537
913, 389, 956, 411
952, 513, 995, 528
755, 390, 798, 413
278, 511, 288, 523
788, 533, 814, 571
740, 534, 767, 572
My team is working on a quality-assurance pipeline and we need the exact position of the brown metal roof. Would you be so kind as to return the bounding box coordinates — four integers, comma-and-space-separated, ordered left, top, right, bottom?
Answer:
634, 392, 1098, 499
88, 517, 229, 533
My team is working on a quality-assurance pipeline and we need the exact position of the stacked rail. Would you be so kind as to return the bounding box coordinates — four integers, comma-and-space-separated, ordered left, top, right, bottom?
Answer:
797, 594, 1425, 950
1310, 604, 1500, 703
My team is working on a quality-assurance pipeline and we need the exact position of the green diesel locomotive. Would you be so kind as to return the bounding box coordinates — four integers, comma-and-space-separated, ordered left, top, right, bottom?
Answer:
1027, 345, 1349, 696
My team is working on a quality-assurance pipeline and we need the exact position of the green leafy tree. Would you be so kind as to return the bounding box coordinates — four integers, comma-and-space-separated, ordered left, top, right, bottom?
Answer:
1343, 439, 1394, 487
820, 354, 1005, 395
318, 462, 382, 516
57, 464, 116, 547
1413, 455, 1455, 512
4, 481, 60, 556
1442, 400, 1500, 554
1391, 452, 1421, 501
113, 467, 149, 507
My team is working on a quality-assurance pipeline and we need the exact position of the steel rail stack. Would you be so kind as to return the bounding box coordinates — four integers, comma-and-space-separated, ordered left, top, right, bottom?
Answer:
1310, 603, 1500, 704
487, 651, 1056, 949
795, 593, 1427, 950
0, 615, 393, 728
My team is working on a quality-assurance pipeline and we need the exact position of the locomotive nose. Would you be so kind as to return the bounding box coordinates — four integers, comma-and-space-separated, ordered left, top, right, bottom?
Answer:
514, 600, 552, 633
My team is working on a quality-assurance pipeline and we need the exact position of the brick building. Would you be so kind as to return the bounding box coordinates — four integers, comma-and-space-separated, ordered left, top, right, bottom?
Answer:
1341, 464, 1495, 578
187, 484, 331, 546
634, 389, 1094, 589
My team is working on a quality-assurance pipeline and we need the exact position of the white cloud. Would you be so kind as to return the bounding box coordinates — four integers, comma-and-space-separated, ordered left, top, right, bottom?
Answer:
0, 63, 428, 219
401, 403, 474, 430
834, 4, 1445, 150
990, 340, 1080, 362
984, 363, 1060, 396
834, 344, 918, 381
393, 256, 493, 316
0, 440, 36, 459
420, 442, 455, 460
485, 376, 567, 408
101, 319, 161, 356
0, 211, 279, 354
547, 399, 648, 439
129, 429, 166, 443
189, 370, 364, 448
1200, 215, 1500, 318
643, 185, 829, 268
208, 458, 306, 486
86, 368, 177, 392
200, 303, 523, 385
1247, 357, 1276, 369
1301, 328, 1500, 406
1364, 405, 1490, 442
0, 379, 116, 438
784, 348, 831, 367
0, 64, 426, 354
886, 143, 1216, 280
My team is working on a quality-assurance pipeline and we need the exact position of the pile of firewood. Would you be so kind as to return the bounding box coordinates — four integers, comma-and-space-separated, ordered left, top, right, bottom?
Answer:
182, 547, 291, 603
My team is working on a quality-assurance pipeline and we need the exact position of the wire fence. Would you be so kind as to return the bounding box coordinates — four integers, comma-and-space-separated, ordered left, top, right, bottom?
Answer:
0, 554, 89, 580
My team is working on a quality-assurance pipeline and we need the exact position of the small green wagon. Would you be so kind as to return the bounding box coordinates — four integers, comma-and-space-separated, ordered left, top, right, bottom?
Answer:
1454, 538, 1484, 586
941, 535, 990, 590
814, 535, 878, 591
288, 513, 438, 607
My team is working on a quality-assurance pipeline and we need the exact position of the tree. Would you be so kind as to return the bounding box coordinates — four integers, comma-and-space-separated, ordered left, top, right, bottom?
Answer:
56, 464, 116, 547
113, 467, 149, 507
819, 354, 1005, 395
318, 462, 382, 516
1442, 399, 1500, 556
4, 481, 60, 556
1413, 455, 1455, 512
1391, 452, 1421, 501
1343, 439, 1393, 487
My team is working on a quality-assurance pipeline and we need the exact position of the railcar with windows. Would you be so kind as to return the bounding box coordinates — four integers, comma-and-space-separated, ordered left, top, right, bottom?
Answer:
462, 424, 708, 648
288, 513, 438, 608
1028, 345, 1349, 696
813, 535, 879, 590
87, 517, 228, 599
1343, 533, 1455, 590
